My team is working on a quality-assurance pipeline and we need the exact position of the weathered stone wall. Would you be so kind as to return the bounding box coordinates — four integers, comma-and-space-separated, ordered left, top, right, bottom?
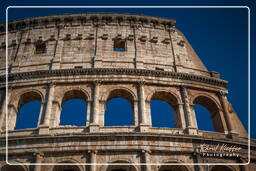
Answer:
0, 13, 208, 75
0, 13, 254, 171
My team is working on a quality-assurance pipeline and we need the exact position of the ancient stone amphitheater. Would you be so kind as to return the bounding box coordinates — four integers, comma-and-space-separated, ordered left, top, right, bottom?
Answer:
0, 13, 255, 171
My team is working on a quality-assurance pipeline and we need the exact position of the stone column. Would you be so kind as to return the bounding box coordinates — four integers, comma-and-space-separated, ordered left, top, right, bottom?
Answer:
239, 158, 249, 171
218, 90, 237, 136
7, 104, 18, 130
133, 99, 139, 126
33, 152, 44, 171
37, 102, 45, 127
141, 150, 151, 171
39, 83, 55, 134
43, 84, 55, 126
175, 103, 186, 129
138, 82, 149, 132
0, 91, 6, 132
89, 150, 97, 171
86, 100, 92, 126
89, 81, 100, 132
189, 104, 198, 128
51, 100, 61, 127
180, 86, 197, 135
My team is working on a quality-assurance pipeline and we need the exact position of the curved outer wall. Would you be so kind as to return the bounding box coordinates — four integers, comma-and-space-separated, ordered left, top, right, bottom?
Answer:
0, 13, 254, 171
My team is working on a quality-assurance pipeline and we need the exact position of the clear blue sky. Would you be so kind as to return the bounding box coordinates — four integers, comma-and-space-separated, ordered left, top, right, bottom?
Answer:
1, 0, 255, 138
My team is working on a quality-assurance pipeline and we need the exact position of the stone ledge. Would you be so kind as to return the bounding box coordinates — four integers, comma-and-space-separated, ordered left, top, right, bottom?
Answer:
0, 68, 228, 87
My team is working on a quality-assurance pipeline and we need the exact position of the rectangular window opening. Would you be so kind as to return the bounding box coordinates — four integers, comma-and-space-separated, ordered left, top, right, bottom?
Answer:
113, 39, 126, 52
35, 42, 47, 54
156, 67, 164, 71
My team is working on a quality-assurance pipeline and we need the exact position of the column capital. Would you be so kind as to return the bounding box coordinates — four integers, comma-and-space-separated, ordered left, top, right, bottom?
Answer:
44, 82, 56, 89
33, 151, 44, 158
218, 89, 228, 96
137, 79, 146, 86
88, 150, 98, 154
92, 80, 102, 86
141, 149, 151, 154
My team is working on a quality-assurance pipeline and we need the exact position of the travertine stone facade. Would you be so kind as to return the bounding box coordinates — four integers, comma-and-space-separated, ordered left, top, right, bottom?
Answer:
0, 13, 255, 171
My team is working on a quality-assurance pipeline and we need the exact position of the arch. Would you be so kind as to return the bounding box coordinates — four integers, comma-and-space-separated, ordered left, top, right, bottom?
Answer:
158, 160, 191, 171
192, 94, 221, 113
101, 87, 137, 103
103, 159, 138, 171
149, 91, 181, 128
192, 94, 225, 132
14, 91, 43, 130
17, 91, 42, 109
52, 160, 83, 171
210, 165, 235, 171
1, 162, 28, 171
158, 165, 190, 171
104, 88, 135, 126
59, 89, 88, 126
9, 89, 45, 106
61, 89, 89, 105
146, 90, 181, 105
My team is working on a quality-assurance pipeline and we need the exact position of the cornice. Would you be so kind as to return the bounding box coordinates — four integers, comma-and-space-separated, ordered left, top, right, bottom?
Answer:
0, 68, 228, 87
0, 13, 176, 33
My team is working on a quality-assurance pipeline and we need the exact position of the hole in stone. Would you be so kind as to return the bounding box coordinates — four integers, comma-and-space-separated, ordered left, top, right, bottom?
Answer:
60, 99, 87, 126
150, 100, 176, 128
104, 98, 133, 126
15, 101, 41, 130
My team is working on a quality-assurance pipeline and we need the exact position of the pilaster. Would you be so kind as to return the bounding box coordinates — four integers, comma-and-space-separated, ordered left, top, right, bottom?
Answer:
218, 90, 238, 137
89, 81, 101, 132
180, 86, 198, 135
138, 81, 149, 132
39, 83, 55, 134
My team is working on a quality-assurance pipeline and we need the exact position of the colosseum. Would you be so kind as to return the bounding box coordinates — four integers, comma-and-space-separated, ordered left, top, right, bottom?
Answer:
0, 13, 255, 171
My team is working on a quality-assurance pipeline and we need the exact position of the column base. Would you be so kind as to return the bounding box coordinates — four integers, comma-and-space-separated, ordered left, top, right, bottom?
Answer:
139, 124, 149, 132
38, 125, 50, 135
227, 131, 239, 139
89, 124, 100, 133
185, 127, 198, 135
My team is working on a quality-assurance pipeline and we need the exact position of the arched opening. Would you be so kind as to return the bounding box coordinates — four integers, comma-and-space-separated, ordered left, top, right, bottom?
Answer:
106, 160, 137, 171
60, 90, 88, 126
194, 104, 215, 131
104, 89, 134, 126
193, 96, 224, 132
53, 165, 81, 171
1, 164, 27, 171
211, 166, 233, 171
151, 100, 175, 128
159, 165, 189, 171
150, 91, 180, 128
15, 91, 42, 130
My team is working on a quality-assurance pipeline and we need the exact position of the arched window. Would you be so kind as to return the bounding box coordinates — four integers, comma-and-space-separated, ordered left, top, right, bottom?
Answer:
53, 162, 82, 171
15, 91, 42, 130
194, 104, 215, 131
211, 166, 233, 171
106, 160, 137, 171
151, 100, 175, 128
104, 89, 134, 126
158, 163, 189, 171
193, 96, 224, 132
150, 91, 179, 128
60, 90, 88, 126
1, 164, 27, 171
